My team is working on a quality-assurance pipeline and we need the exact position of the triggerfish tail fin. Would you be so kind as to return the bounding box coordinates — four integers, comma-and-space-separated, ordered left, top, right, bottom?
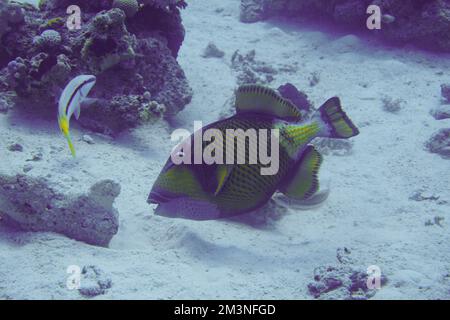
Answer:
315, 97, 359, 139
279, 145, 322, 200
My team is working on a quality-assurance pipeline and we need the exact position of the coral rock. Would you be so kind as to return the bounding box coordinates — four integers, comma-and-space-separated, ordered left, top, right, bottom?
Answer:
78, 265, 113, 297
442, 84, 450, 103
425, 128, 450, 159
0, 175, 121, 247
112, 0, 140, 18
202, 42, 225, 58
33, 29, 62, 49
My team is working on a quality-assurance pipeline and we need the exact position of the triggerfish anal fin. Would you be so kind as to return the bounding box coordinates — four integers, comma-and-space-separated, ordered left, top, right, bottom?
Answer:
316, 97, 359, 139
279, 145, 323, 200
235, 84, 303, 121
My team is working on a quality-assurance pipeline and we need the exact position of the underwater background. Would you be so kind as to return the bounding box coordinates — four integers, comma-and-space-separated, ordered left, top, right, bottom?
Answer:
0, 0, 449, 299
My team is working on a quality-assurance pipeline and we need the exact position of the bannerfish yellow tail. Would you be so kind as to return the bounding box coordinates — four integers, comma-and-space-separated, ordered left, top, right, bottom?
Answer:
65, 133, 76, 157
58, 115, 76, 157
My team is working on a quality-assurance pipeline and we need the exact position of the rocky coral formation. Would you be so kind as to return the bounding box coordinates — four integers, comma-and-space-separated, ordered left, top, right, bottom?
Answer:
430, 84, 450, 120
78, 265, 113, 297
0, 0, 192, 134
308, 265, 388, 299
231, 50, 278, 85
239, 0, 450, 53
0, 174, 121, 247
112, 0, 140, 18
231, 49, 298, 86
240, 0, 266, 23
431, 105, 450, 120
425, 128, 450, 159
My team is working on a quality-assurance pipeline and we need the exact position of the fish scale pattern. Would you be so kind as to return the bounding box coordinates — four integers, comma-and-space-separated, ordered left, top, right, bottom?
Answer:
204, 115, 294, 214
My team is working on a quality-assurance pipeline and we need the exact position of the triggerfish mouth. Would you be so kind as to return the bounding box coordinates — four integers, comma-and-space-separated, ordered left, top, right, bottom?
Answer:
58, 75, 96, 157
148, 84, 359, 220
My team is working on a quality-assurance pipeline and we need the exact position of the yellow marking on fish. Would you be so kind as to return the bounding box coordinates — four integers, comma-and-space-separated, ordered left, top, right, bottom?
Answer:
215, 166, 228, 196
65, 134, 76, 157
59, 116, 76, 157
285, 123, 320, 144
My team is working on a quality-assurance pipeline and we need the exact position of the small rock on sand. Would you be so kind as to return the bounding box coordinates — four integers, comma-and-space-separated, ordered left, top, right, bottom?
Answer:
441, 84, 450, 103
202, 42, 225, 58
425, 129, 450, 159
78, 265, 112, 298
7, 143, 23, 152
82, 135, 95, 144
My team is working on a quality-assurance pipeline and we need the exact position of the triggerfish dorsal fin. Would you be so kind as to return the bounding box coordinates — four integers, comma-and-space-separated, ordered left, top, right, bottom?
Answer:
279, 145, 323, 200
235, 84, 303, 121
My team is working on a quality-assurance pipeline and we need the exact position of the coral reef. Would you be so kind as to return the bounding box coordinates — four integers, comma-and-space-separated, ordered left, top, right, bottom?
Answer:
239, 0, 450, 53
0, 0, 192, 134
112, 0, 140, 18
33, 29, 62, 49
425, 128, 450, 159
0, 174, 121, 247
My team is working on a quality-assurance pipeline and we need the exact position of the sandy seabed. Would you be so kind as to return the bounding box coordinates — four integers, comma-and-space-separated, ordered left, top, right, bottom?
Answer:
0, 0, 449, 299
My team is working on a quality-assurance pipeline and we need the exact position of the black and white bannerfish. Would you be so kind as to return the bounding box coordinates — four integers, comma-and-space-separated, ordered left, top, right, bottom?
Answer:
57, 75, 96, 157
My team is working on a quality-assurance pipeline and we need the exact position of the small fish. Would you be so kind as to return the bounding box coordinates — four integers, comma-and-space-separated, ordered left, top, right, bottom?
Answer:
148, 84, 359, 220
381, 14, 396, 24
58, 75, 96, 157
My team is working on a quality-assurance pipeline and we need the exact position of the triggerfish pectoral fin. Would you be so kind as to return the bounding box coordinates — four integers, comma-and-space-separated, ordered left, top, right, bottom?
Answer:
279, 145, 323, 200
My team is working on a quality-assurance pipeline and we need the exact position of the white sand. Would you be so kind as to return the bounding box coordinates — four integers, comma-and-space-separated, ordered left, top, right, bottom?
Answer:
1, 0, 449, 299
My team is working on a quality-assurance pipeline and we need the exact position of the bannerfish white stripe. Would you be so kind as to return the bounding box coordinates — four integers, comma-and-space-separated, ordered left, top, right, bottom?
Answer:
58, 74, 96, 157
58, 75, 96, 121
